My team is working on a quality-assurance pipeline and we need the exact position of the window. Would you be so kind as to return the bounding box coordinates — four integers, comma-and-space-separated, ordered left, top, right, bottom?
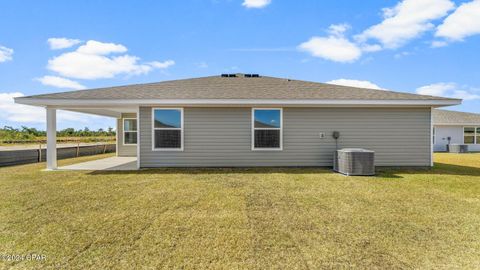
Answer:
252, 108, 282, 150
464, 127, 475, 144
477, 127, 480, 145
433, 127, 435, 144
152, 108, 183, 150
464, 127, 480, 144
123, 118, 137, 145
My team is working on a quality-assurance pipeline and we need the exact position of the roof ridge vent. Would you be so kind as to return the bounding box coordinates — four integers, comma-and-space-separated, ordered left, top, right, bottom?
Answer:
220, 73, 260, 78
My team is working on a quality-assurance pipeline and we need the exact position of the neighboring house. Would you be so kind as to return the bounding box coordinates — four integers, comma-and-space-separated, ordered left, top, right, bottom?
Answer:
15, 74, 461, 170
433, 109, 480, 152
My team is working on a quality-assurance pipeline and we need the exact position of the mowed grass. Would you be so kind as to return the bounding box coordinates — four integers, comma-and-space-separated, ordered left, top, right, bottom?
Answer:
1, 154, 480, 269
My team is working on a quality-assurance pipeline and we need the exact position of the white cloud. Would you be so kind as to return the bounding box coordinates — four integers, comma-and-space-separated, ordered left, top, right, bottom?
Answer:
0, 92, 101, 124
298, 24, 362, 63
356, 0, 455, 48
436, 0, 480, 41
47, 38, 82, 50
0, 46, 13, 62
328, 23, 350, 36
48, 53, 150, 79
47, 40, 174, 80
242, 0, 271, 8
416, 82, 456, 96
326, 79, 383, 90
453, 90, 480, 100
76, 40, 127, 55
0, 92, 43, 123
148, 60, 175, 69
416, 82, 480, 100
36, 76, 86, 90
299, 37, 361, 63
297, 1, 460, 62
361, 44, 382, 52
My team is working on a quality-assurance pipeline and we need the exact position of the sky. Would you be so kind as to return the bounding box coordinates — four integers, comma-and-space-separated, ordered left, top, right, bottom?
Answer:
1, 0, 479, 130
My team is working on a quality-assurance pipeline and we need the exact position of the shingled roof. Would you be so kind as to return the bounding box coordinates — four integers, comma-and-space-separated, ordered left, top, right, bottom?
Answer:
433, 109, 480, 125
21, 75, 457, 100
16, 74, 461, 107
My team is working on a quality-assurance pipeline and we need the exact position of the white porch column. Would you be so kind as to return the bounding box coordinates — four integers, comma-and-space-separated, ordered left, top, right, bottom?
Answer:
136, 106, 141, 169
115, 118, 119, 157
46, 107, 57, 170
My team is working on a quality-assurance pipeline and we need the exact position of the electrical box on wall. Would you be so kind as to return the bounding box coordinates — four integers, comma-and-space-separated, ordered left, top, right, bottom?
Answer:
319, 132, 325, 139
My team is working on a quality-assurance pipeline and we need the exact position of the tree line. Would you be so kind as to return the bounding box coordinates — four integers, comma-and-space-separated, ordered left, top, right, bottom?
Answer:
0, 126, 116, 142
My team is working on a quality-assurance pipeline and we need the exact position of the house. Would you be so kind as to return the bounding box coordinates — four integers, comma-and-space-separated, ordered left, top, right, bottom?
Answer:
15, 74, 461, 170
433, 109, 480, 152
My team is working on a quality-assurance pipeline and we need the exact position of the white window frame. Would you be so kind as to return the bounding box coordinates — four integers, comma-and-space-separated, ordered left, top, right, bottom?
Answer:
151, 108, 184, 151
432, 127, 435, 144
251, 108, 283, 151
463, 126, 478, 145
122, 118, 137, 145
477, 127, 480, 145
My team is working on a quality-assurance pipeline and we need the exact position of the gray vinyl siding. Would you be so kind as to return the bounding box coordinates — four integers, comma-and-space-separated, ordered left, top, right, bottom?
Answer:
117, 113, 137, 157
139, 107, 431, 167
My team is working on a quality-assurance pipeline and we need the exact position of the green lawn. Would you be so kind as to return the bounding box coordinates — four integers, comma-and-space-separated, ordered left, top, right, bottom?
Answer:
1, 154, 480, 269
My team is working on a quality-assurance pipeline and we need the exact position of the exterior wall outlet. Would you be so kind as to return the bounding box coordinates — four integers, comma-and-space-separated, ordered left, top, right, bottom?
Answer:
319, 132, 325, 139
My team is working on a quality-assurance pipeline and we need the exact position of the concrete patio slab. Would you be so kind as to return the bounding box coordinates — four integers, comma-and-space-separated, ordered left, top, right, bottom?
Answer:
58, 156, 137, 171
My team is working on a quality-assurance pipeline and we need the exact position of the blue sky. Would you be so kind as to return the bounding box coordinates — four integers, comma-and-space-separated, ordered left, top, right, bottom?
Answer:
0, 0, 479, 130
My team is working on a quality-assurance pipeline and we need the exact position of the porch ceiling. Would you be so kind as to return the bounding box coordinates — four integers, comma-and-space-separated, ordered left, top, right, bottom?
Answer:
61, 107, 138, 118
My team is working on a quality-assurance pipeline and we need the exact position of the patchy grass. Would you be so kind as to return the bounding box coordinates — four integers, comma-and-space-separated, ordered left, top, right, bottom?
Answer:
1, 153, 480, 269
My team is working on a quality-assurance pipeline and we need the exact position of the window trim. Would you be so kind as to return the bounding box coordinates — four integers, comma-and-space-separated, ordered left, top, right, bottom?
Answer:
463, 126, 478, 145
478, 127, 480, 145
151, 108, 184, 151
122, 118, 138, 146
251, 108, 283, 151
432, 127, 435, 145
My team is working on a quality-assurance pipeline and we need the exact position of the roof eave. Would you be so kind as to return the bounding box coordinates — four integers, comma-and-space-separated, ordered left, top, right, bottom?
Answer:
15, 97, 461, 107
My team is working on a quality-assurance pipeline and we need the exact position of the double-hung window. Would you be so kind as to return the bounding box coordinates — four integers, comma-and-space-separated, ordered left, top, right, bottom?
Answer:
464, 127, 480, 144
478, 127, 480, 144
152, 108, 183, 150
252, 108, 282, 150
123, 118, 137, 145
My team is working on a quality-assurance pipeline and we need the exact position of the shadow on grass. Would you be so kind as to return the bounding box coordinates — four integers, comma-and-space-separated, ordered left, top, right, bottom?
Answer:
378, 163, 480, 179
87, 162, 480, 179
88, 167, 336, 176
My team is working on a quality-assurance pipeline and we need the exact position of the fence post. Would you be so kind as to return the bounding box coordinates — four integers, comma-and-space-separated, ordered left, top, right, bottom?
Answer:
38, 144, 42, 162
103, 144, 107, 154
76, 142, 80, 157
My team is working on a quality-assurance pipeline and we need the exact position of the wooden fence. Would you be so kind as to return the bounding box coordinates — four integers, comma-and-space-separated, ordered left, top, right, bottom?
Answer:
0, 144, 116, 167
0, 137, 115, 145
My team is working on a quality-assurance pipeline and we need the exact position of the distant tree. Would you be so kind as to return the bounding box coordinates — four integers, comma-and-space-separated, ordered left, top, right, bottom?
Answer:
0, 126, 37, 141
59, 128, 76, 136
1, 126, 116, 143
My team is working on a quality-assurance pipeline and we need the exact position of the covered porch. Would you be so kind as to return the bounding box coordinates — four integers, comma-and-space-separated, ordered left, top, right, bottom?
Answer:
42, 106, 139, 170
